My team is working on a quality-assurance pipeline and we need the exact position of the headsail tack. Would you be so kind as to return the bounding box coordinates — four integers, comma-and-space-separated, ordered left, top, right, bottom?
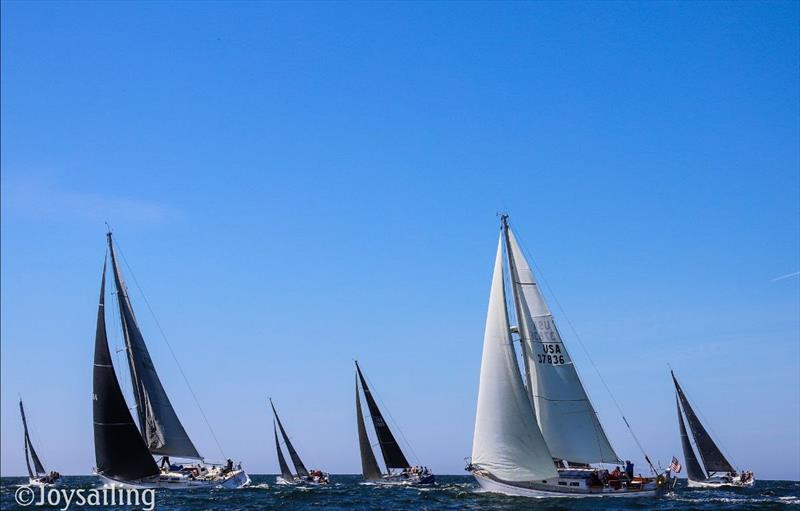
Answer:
107, 233, 200, 459
672, 371, 735, 474
505, 226, 620, 465
270, 400, 308, 477
355, 373, 382, 480
355, 362, 410, 470
93, 260, 160, 481
471, 236, 557, 482
19, 400, 46, 477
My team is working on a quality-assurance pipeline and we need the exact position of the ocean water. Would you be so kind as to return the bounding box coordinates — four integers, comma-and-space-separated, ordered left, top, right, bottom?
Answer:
1, 475, 797, 510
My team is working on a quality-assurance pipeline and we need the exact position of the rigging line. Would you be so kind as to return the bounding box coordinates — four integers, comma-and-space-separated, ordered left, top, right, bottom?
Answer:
511, 224, 655, 473
361, 369, 422, 467
110, 234, 227, 461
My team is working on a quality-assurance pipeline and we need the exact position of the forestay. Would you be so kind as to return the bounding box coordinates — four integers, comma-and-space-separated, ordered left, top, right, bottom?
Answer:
506, 228, 620, 464
107, 234, 201, 459
471, 237, 557, 482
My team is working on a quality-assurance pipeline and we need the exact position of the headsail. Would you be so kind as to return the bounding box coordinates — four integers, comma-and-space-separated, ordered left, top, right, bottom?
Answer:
676, 395, 706, 481
273, 420, 293, 480
471, 236, 557, 482
19, 400, 46, 477
356, 373, 382, 480
107, 233, 200, 459
355, 362, 410, 470
672, 371, 735, 474
505, 225, 620, 464
270, 400, 308, 477
93, 260, 160, 481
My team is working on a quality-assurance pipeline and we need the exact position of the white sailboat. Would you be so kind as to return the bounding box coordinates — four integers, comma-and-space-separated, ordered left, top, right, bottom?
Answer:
92, 231, 250, 489
467, 215, 671, 497
672, 371, 754, 488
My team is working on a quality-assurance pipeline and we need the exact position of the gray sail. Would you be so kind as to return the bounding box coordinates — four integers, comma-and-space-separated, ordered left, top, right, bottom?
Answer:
19, 400, 46, 477
356, 373, 382, 480
676, 395, 706, 481
672, 371, 735, 474
270, 400, 308, 477
107, 232, 200, 459
274, 420, 293, 480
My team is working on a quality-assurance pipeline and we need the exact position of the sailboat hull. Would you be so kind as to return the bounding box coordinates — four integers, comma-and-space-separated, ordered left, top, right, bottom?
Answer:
687, 476, 755, 489
28, 477, 61, 487
97, 469, 250, 490
472, 469, 666, 498
362, 473, 435, 486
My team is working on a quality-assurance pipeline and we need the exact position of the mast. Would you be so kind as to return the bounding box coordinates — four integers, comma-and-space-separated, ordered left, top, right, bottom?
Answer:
93, 258, 160, 480
270, 399, 308, 477
355, 370, 382, 479
500, 215, 537, 416
273, 419, 293, 480
355, 361, 410, 470
106, 231, 201, 459
671, 371, 735, 474
19, 400, 45, 477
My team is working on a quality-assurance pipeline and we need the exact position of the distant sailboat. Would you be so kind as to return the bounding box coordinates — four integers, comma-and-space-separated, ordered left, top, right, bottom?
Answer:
466, 215, 670, 497
19, 399, 60, 486
355, 361, 434, 485
270, 399, 329, 485
672, 371, 754, 488
92, 232, 250, 489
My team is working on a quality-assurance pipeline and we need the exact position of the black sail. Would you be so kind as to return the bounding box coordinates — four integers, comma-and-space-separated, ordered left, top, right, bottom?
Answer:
273, 420, 293, 480
355, 362, 410, 470
676, 396, 706, 481
270, 400, 308, 477
356, 374, 382, 480
93, 260, 160, 481
107, 233, 200, 459
19, 400, 45, 477
672, 371, 735, 474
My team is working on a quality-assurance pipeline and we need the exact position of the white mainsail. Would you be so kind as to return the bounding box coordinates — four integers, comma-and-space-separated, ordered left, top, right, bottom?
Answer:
472, 237, 558, 482
506, 228, 620, 464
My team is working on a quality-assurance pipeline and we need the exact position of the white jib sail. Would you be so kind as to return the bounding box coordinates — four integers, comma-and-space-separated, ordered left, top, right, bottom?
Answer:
507, 228, 620, 464
472, 236, 558, 482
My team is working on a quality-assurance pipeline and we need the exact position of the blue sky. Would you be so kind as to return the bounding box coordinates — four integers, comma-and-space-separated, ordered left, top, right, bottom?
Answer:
1, 1, 798, 480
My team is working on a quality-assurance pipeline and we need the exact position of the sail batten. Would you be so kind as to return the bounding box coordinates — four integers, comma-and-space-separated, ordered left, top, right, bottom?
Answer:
270, 400, 308, 477
506, 228, 620, 464
93, 260, 160, 481
356, 362, 410, 470
356, 374, 383, 479
107, 233, 200, 459
471, 236, 557, 482
672, 372, 735, 474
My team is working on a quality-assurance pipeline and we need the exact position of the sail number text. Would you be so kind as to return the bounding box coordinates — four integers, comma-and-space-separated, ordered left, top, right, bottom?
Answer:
536, 343, 565, 365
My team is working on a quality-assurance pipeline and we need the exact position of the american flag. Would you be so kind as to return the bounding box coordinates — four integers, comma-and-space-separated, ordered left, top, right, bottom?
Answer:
669, 456, 682, 473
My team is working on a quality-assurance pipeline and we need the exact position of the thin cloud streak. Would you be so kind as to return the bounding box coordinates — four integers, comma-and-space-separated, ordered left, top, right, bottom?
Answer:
771, 271, 800, 282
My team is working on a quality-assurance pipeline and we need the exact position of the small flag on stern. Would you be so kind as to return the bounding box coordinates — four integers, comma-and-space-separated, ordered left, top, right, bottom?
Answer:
669, 456, 682, 473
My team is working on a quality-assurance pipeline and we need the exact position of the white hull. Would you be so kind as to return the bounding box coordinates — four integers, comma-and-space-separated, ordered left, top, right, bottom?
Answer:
98, 469, 250, 489
362, 473, 435, 486
687, 477, 755, 489
28, 477, 61, 487
275, 476, 329, 486
472, 470, 663, 498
